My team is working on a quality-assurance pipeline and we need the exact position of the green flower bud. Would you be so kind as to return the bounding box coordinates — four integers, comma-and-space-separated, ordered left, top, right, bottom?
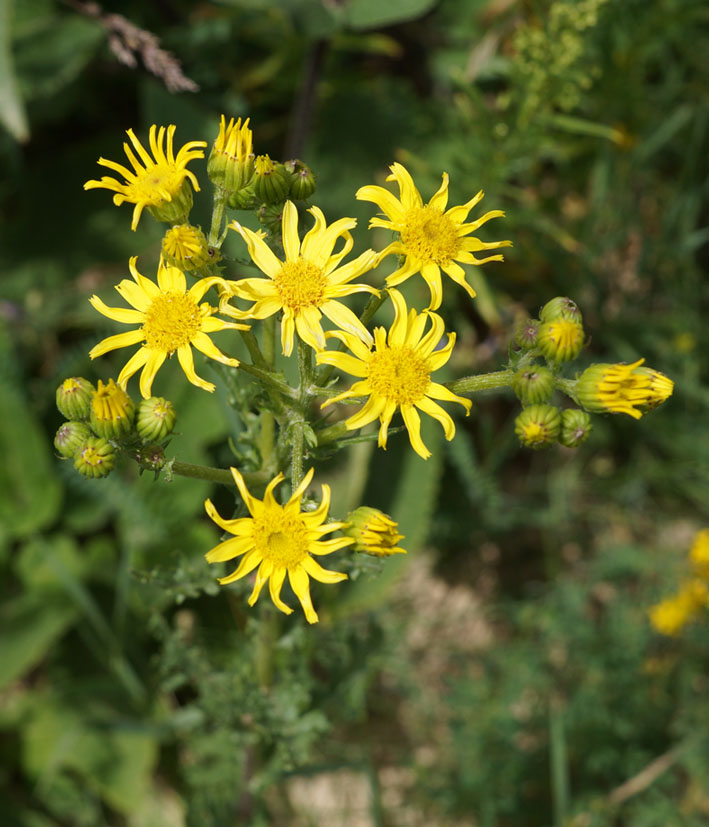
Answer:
343, 507, 407, 557
252, 155, 291, 204
514, 404, 561, 449
208, 115, 255, 193
284, 159, 317, 201
54, 421, 92, 458
514, 319, 540, 350
56, 377, 95, 420
537, 319, 584, 363
162, 224, 218, 272
512, 365, 555, 405
539, 296, 583, 324
146, 179, 194, 226
559, 408, 592, 448
257, 202, 285, 236
74, 437, 115, 478
137, 397, 177, 442
227, 185, 257, 211
136, 444, 166, 472
89, 379, 135, 440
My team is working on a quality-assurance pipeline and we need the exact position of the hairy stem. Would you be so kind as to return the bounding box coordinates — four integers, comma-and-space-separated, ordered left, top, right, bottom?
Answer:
170, 460, 266, 488
445, 370, 515, 395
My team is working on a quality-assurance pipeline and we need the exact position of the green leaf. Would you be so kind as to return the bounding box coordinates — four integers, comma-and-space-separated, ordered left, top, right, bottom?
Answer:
338, 0, 438, 31
0, 0, 29, 141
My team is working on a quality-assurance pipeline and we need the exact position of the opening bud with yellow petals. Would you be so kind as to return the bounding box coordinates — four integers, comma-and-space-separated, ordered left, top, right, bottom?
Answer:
576, 358, 672, 420
514, 404, 561, 449
631, 365, 674, 411
559, 408, 592, 448
539, 296, 583, 325
56, 377, 95, 420
512, 365, 555, 405
537, 318, 585, 363
252, 155, 291, 204
207, 115, 255, 193
54, 421, 92, 458
343, 507, 407, 557
89, 379, 136, 440
74, 437, 116, 479
137, 397, 177, 443
162, 224, 218, 273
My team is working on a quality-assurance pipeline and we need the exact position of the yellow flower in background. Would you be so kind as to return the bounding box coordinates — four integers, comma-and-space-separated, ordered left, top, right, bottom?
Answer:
689, 529, 709, 579
226, 201, 378, 356
84, 125, 206, 231
576, 359, 673, 420
89, 257, 248, 398
649, 579, 708, 637
356, 162, 511, 310
204, 468, 352, 623
317, 289, 471, 460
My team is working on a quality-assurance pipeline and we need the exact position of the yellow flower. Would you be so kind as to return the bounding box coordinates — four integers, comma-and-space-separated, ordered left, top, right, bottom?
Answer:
317, 289, 471, 460
225, 201, 378, 356
204, 468, 352, 623
89, 257, 248, 398
356, 162, 511, 310
576, 359, 673, 419
689, 529, 709, 579
84, 125, 206, 231
649, 579, 708, 636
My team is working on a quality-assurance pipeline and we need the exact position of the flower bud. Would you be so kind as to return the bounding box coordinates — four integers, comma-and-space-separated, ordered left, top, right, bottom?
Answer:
558, 408, 592, 448
632, 366, 674, 411
514, 404, 561, 449
251, 155, 291, 204
136, 444, 166, 472
137, 397, 177, 442
512, 365, 555, 405
343, 507, 407, 557
146, 179, 194, 226
284, 159, 317, 201
514, 319, 540, 350
74, 437, 116, 478
539, 296, 583, 324
257, 202, 285, 236
208, 115, 255, 193
54, 421, 92, 458
56, 377, 95, 420
89, 379, 135, 440
537, 318, 584, 363
162, 224, 218, 272
576, 358, 671, 420
227, 185, 257, 211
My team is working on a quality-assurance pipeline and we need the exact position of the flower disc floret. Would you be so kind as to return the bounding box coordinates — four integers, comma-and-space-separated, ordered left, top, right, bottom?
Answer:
225, 201, 379, 356
317, 289, 471, 460
89, 256, 249, 398
84, 125, 206, 231
204, 468, 353, 623
356, 162, 511, 310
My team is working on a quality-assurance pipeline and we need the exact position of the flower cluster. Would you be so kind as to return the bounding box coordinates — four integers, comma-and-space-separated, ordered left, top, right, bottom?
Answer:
649, 530, 709, 637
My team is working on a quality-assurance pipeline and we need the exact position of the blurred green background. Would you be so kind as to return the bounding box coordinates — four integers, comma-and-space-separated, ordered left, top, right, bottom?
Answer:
2, 0, 709, 825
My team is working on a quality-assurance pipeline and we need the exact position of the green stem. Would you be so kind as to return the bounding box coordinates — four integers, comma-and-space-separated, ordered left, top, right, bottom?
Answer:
316, 421, 348, 446
555, 377, 579, 403
238, 362, 297, 399
239, 329, 269, 370
263, 315, 276, 370
208, 186, 229, 248
170, 460, 266, 488
445, 370, 515, 395
298, 336, 314, 401
290, 419, 305, 489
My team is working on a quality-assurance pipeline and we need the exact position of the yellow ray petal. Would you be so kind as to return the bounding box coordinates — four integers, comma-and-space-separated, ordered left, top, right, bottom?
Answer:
288, 566, 318, 624
139, 348, 167, 399
356, 184, 406, 221
191, 331, 240, 367
282, 201, 301, 260
320, 300, 372, 345
301, 555, 348, 584
177, 344, 214, 393
428, 172, 449, 212
89, 295, 143, 325
416, 396, 456, 440
267, 564, 293, 614
116, 345, 150, 388
157, 259, 186, 292
401, 404, 431, 459
205, 535, 254, 563
89, 329, 144, 359
231, 221, 283, 278
426, 381, 471, 413
219, 548, 263, 585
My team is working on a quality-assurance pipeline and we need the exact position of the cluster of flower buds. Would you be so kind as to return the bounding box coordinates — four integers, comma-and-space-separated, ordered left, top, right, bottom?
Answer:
54, 377, 177, 479
511, 296, 673, 449
206, 115, 316, 223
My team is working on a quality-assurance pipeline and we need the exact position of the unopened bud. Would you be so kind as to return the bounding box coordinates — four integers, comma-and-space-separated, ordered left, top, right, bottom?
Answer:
89, 379, 135, 440
514, 404, 561, 449
537, 319, 584, 362
512, 365, 555, 405
576, 358, 672, 420
284, 159, 317, 201
252, 155, 291, 204
56, 377, 95, 420
514, 319, 540, 350
558, 408, 592, 448
162, 224, 218, 272
74, 437, 116, 478
54, 421, 92, 458
137, 397, 176, 442
257, 202, 285, 236
343, 507, 406, 557
539, 296, 583, 324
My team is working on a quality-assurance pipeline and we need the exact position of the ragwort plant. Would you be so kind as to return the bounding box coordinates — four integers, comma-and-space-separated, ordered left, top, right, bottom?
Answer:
55, 114, 674, 624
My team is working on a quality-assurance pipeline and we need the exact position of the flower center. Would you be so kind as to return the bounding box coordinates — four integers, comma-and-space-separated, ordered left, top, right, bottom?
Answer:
133, 164, 183, 205
274, 258, 327, 311
252, 511, 310, 568
141, 291, 203, 352
399, 205, 460, 265
521, 422, 547, 445
367, 345, 431, 406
